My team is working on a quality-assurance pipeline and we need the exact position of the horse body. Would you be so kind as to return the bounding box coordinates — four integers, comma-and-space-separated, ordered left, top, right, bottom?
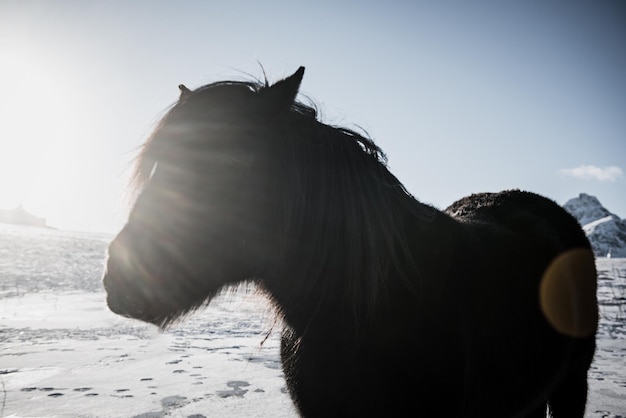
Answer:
102, 68, 597, 417
271, 190, 595, 417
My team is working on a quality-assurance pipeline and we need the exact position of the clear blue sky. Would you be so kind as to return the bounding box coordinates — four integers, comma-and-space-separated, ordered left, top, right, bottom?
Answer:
1, 0, 624, 233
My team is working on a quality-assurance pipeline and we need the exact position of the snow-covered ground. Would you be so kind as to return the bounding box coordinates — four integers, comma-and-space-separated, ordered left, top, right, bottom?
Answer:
0, 225, 624, 417
588, 258, 626, 417
0, 291, 296, 417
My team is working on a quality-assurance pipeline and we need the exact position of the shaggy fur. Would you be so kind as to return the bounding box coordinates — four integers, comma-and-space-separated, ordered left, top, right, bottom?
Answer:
103, 67, 597, 417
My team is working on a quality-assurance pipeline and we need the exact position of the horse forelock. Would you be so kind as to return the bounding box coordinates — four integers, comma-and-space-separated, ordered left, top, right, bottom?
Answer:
128, 80, 265, 198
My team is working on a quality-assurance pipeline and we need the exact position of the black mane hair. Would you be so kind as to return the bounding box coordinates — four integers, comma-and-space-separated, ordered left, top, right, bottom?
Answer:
131, 78, 433, 322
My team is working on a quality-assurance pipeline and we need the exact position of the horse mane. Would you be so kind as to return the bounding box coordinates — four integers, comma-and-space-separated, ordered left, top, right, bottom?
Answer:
129, 77, 433, 322
275, 114, 419, 316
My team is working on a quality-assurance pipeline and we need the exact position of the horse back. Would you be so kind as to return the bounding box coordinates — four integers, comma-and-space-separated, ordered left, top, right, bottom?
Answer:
445, 189, 597, 343
446, 189, 589, 250
443, 189, 597, 416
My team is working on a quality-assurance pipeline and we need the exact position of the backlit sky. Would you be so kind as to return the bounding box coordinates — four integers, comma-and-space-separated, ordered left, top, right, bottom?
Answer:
1, 1, 624, 233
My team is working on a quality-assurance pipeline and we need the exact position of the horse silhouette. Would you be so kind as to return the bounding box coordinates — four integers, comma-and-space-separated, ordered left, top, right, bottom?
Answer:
103, 67, 598, 417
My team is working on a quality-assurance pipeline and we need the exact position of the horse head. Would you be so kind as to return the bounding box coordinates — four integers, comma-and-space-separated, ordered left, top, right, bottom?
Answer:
103, 68, 305, 327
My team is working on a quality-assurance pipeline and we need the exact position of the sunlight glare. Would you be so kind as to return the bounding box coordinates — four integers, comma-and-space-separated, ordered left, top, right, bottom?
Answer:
0, 48, 84, 224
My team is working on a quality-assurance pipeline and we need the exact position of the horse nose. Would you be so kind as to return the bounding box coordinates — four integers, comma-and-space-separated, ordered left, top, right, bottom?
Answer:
103, 230, 129, 286
106, 224, 137, 266
102, 253, 117, 293
107, 229, 126, 260
102, 233, 130, 313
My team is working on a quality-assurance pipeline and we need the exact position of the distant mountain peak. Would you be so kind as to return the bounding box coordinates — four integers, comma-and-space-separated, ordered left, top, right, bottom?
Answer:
563, 193, 626, 258
564, 194, 615, 226
574, 192, 600, 204
0, 205, 48, 228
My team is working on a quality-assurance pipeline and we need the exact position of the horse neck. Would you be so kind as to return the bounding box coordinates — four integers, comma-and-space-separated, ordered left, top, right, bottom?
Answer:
264, 179, 449, 337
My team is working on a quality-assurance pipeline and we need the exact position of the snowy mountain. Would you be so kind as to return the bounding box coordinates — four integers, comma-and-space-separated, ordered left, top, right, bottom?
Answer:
0, 205, 48, 228
563, 193, 626, 258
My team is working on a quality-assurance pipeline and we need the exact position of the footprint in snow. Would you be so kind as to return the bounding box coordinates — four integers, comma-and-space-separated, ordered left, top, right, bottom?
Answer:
131, 412, 163, 418
161, 395, 188, 409
216, 381, 250, 398
112, 388, 133, 398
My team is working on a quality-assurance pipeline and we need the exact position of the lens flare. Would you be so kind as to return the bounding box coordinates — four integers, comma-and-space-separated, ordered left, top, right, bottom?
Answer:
540, 248, 598, 338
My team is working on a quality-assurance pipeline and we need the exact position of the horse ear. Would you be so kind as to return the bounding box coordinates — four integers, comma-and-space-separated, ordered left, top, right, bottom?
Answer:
260, 66, 305, 113
178, 84, 192, 100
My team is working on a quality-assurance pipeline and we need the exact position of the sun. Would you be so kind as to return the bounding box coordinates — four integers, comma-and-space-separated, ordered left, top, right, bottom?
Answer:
0, 48, 82, 223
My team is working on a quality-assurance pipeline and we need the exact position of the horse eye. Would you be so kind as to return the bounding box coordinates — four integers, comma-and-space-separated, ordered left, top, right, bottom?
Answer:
149, 162, 158, 180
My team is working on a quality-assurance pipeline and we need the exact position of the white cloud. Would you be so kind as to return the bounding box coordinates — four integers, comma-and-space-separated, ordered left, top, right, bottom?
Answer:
559, 165, 623, 182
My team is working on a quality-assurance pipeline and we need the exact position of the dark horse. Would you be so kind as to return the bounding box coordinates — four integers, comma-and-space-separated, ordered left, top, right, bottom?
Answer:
103, 67, 598, 417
